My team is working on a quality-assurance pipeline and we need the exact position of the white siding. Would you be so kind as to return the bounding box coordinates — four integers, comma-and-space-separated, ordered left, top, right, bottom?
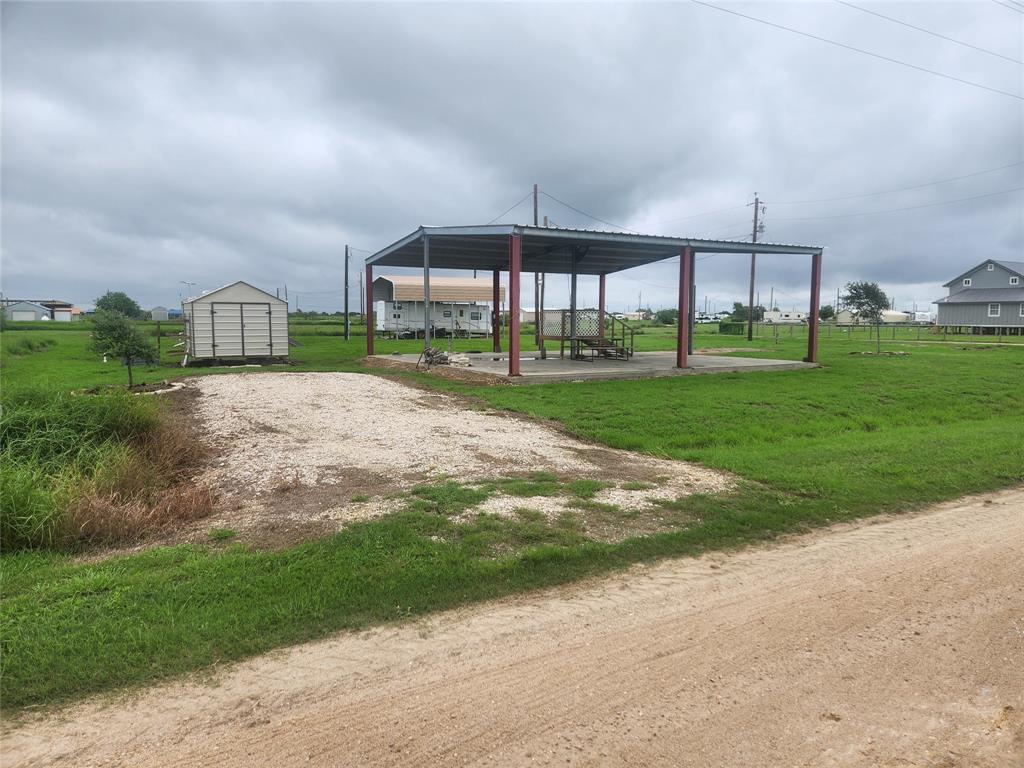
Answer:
183, 282, 288, 360
375, 300, 490, 334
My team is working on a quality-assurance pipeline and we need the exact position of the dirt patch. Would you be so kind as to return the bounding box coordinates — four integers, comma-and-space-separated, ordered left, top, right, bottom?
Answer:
694, 347, 760, 354
184, 372, 730, 547
8, 488, 1022, 767
366, 355, 508, 385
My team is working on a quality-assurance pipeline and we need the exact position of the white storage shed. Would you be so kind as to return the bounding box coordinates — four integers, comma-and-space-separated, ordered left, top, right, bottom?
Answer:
181, 281, 288, 364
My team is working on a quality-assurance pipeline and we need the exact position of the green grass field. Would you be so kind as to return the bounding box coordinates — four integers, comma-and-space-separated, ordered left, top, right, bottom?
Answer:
1, 319, 1022, 711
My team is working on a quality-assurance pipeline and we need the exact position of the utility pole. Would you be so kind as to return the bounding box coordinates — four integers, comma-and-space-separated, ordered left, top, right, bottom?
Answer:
746, 194, 761, 341
769, 286, 774, 313
344, 245, 350, 340
533, 184, 540, 348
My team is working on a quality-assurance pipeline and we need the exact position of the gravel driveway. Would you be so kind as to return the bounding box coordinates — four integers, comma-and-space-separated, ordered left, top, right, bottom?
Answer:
188, 372, 730, 542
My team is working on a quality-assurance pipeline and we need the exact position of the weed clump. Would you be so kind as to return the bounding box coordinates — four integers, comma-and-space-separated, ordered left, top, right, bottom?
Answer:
0, 388, 213, 550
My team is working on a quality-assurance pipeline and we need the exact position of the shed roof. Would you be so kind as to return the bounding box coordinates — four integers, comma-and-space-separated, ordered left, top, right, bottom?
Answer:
376, 275, 504, 303
182, 280, 283, 305
367, 225, 823, 276
934, 287, 1024, 303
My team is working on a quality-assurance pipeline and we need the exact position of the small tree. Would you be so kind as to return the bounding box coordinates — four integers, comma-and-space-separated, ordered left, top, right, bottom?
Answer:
95, 291, 144, 319
819, 304, 835, 321
654, 308, 679, 325
91, 311, 157, 387
841, 281, 889, 353
731, 302, 765, 322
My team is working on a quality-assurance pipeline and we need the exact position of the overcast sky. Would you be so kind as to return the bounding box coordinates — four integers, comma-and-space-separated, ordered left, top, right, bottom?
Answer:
2, 1, 1021, 314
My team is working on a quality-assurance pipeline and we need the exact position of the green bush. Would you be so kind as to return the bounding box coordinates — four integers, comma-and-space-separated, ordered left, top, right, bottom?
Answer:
0, 389, 159, 549
718, 321, 746, 335
3, 337, 56, 356
0, 461, 67, 549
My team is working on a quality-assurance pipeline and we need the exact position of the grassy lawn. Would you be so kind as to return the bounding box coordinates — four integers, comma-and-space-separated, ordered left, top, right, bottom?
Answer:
1, 320, 1022, 711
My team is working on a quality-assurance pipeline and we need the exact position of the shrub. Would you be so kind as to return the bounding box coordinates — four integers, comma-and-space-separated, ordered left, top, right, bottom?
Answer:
4, 337, 56, 357
0, 388, 213, 550
719, 321, 746, 335
90, 311, 158, 387
0, 461, 67, 549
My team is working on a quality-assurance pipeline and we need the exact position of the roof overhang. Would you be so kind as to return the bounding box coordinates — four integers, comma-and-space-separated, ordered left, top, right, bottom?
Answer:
366, 225, 823, 276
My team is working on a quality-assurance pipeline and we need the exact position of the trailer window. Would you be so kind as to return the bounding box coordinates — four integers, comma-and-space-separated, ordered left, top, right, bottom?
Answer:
394, 303, 403, 310
459, 310, 464, 317
470, 312, 481, 320
392, 313, 401, 319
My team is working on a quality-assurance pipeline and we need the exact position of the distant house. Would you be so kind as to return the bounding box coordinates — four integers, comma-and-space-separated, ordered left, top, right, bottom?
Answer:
3, 301, 51, 322
934, 259, 1024, 335
372, 275, 503, 336
150, 306, 170, 322
2, 298, 75, 321
763, 310, 807, 325
622, 310, 652, 322
835, 309, 860, 326
835, 309, 920, 326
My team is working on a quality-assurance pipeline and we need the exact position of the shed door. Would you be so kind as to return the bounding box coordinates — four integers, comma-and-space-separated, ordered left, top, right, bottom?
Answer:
242, 303, 272, 355
12, 310, 36, 322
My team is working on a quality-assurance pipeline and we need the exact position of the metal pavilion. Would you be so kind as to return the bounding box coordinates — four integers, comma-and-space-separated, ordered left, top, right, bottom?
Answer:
364, 224, 824, 377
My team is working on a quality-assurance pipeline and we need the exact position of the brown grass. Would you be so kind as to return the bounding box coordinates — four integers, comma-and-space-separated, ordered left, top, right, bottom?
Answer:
66, 485, 217, 545
62, 401, 217, 547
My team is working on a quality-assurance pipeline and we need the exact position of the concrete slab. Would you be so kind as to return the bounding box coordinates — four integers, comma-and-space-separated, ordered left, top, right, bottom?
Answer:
371, 350, 817, 384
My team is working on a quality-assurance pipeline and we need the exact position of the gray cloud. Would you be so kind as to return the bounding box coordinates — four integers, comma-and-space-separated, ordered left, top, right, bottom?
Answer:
2, 1, 1021, 314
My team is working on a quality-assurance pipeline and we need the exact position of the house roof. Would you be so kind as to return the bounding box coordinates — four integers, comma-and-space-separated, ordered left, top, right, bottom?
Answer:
934, 287, 1024, 304
4, 300, 50, 312
367, 225, 822, 276
942, 259, 1024, 287
182, 280, 283, 305
375, 275, 505, 303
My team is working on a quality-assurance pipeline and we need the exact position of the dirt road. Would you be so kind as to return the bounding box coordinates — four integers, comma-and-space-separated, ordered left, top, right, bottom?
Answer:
6, 489, 1023, 767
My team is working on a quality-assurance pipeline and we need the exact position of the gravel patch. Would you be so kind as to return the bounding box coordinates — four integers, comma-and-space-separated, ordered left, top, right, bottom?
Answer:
189, 372, 731, 530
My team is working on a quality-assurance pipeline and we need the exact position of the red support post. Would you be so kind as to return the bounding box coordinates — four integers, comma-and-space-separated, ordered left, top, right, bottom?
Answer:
508, 233, 522, 376
492, 269, 501, 353
598, 272, 607, 337
365, 263, 374, 356
804, 250, 823, 363
677, 246, 693, 368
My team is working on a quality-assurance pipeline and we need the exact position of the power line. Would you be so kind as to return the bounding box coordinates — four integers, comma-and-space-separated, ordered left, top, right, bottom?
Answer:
834, 0, 1024, 65
690, 0, 1024, 101
539, 190, 641, 233
991, 0, 1024, 13
486, 191, 533, 224
649, 203, 750, 226
771, 186, 1024, 221
770, 160, 1024, 205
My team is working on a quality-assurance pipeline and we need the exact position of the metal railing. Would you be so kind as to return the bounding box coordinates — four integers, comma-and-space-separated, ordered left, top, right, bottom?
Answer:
539, 309, 635, 360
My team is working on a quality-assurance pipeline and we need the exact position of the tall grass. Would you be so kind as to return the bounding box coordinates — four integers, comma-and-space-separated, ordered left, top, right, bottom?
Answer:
3, 337, 56, 356
0, 389, 211, 550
